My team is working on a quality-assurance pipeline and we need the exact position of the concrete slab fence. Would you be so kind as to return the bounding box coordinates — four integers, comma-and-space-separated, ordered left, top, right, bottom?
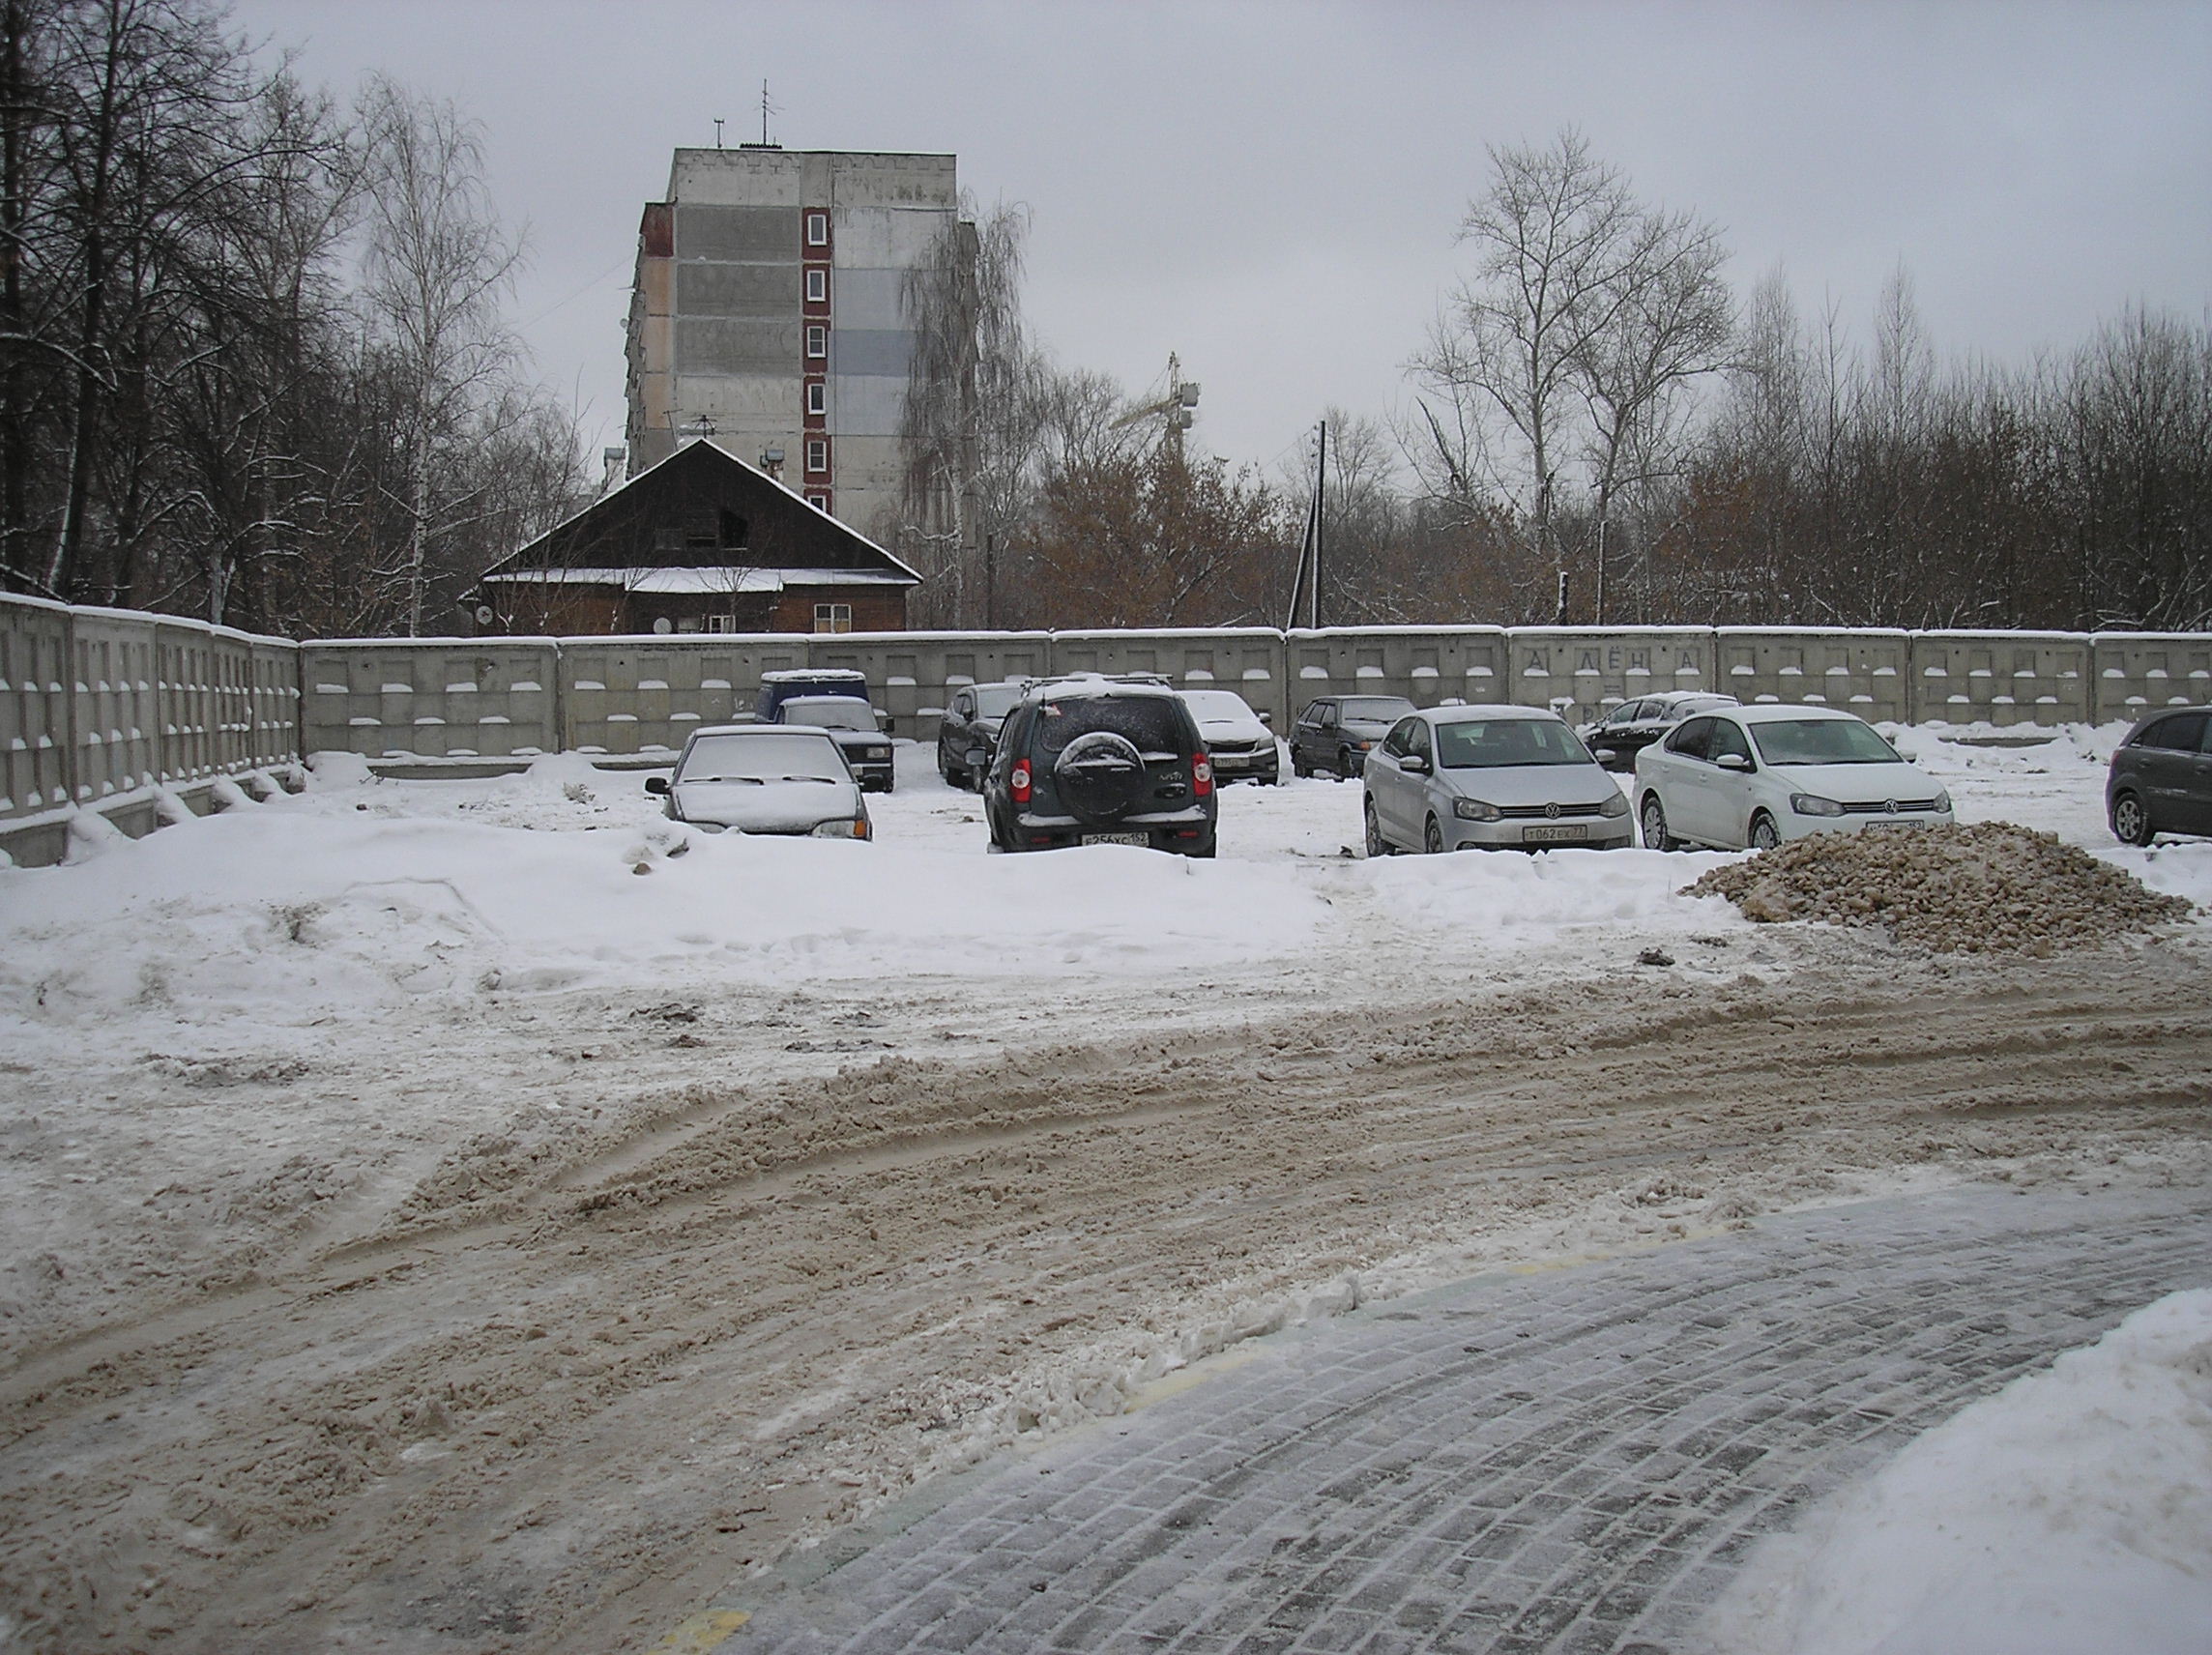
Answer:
5, 590, 2207, 864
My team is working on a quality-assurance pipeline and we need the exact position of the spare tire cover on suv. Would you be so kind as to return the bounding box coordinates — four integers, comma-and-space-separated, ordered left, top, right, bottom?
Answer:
1053, 730, 1150, 824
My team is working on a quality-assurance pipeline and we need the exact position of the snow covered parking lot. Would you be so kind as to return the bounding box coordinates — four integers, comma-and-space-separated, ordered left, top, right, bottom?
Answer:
1, 724, 2209, 1652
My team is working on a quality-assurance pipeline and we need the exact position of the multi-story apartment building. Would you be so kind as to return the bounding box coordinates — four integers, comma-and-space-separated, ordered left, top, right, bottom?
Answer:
625, 145, 966, 537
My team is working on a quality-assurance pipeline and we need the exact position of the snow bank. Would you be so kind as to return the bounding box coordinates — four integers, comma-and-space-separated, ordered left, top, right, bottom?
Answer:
1706, 1289, 2212, 1655
0, 785, 1334, 1031
1358, 844, 1743, 946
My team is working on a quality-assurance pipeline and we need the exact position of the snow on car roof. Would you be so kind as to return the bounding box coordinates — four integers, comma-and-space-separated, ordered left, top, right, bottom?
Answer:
1021, 676, 1182, 702
1422, 703, 1566, 723
759, 667, 865, 682
1725, 703, 1863, 722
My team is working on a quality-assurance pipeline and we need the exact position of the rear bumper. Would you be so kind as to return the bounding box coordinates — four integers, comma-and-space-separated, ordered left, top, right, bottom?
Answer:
1003, 809, 1214, 856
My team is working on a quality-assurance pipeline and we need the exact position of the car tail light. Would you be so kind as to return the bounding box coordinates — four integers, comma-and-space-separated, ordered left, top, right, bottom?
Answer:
1010, 758, 1032, 804
1192, 754, 1213, 798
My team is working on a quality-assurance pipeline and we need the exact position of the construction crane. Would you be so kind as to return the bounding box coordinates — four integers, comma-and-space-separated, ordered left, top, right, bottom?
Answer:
1110, 353, 1202, 460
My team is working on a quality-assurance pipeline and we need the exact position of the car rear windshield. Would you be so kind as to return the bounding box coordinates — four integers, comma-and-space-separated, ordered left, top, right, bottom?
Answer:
1033, 696, 1188, 757
777, 696, 875, 732
1341, 697, 1415, 721
1749, 718, 1902, 766
974, 684, 1021, 717
1437, 718, 1594, 769
678, 731, 847, 782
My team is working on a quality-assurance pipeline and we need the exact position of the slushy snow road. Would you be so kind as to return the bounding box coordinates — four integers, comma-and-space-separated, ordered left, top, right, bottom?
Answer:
0, 724, 2207, 1653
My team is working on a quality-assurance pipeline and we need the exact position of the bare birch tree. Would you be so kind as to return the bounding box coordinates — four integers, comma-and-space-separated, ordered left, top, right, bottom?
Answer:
354, 73, 520, 634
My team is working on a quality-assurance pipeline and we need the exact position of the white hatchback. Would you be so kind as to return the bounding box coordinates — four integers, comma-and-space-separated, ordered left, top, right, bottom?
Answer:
1633, 705, 1952, 852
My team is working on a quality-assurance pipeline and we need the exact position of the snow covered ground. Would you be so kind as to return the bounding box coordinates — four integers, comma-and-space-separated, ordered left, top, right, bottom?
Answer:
1, 721, 2208, 1652
1706, 1289, 2212, 1655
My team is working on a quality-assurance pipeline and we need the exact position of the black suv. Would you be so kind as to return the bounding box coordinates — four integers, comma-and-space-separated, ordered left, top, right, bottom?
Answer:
982, 677, 1217, 856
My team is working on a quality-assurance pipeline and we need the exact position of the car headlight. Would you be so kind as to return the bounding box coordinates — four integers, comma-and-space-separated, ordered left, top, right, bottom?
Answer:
810, 817, 870, 839
1790, 793, 1846, 817
1932, 790, 1952, 814
1453, 797, 1502, 822
1598, 792, 1629, 818
1354, 740, 1374, 750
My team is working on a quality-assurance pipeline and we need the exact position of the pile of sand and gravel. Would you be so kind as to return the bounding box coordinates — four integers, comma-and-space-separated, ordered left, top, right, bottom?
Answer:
1689, 822, 2197, 954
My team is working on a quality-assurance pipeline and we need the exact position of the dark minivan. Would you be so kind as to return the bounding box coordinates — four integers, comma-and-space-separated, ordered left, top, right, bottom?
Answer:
2109, 706, 2212, 844
982, 677, 1216, 856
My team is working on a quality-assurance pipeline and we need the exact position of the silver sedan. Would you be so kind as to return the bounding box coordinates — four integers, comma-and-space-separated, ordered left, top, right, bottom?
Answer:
1363, 705, 1633, 855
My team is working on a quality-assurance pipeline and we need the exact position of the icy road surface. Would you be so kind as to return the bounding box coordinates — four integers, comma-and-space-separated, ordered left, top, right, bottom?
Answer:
0, 726, 2208, 1653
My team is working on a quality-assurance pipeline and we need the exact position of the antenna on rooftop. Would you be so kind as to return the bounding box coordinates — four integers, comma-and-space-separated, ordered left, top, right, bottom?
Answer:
741, 81, 783, 149
713, 117, 724, 149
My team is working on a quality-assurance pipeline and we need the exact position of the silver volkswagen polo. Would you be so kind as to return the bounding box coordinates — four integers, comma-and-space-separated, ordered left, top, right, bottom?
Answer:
1362, 705, 1632, 855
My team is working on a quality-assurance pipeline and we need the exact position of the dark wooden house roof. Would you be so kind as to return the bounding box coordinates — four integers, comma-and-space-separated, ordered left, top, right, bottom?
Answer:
477, 438, 922, 601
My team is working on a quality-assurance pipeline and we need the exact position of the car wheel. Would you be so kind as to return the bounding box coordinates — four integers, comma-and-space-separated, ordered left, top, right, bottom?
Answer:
1424, 814, 1445, 856
1364, 797, 1393, 857
1640, 794, 1677, 852
1293, 751, 1311, 778
1749, 811, 1782, 852
1338, 746, 1358, 781
2111, 790, 2154, 847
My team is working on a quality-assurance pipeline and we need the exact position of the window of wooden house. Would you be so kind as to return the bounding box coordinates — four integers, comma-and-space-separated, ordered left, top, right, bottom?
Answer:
719, 508, 748, 548
814, 602, 852, 634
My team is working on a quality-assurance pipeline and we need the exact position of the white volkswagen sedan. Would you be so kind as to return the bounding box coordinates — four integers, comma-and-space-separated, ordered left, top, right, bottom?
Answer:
1633, 704, 1952, 852
1363, 705, 1633, 855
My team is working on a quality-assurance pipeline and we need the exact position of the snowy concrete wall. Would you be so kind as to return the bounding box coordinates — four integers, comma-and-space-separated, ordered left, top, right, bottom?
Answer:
303, 639, 562, 759
7, 592, 2211, 849
0, 593, 301, 863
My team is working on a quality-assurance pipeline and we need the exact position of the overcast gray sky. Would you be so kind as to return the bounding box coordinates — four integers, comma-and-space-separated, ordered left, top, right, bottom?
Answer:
234, 0, 2212, 475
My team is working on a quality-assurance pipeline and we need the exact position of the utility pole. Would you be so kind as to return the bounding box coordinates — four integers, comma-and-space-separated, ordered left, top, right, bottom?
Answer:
1284, 419, 1327, 631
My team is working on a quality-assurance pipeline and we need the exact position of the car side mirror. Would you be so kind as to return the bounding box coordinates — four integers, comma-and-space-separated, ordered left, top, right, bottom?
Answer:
645, 774, 670, 795
1401, 753, 1430, 775
1257, 711, 1272, 726
1716, 752, 1753, 772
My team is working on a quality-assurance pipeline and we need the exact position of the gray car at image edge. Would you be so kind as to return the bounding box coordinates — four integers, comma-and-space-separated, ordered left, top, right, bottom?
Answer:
2108, 705, 2212, 844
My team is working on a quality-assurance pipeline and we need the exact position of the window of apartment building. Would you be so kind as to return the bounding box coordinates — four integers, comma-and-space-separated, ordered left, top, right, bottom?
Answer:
805, 381, 826, 417
805, 212, 828, 247
806, 438, 828, 473
805, 324, 827, 359
805, 268, 828, 303
805, 491, 830, 512
814, 602, 852, 634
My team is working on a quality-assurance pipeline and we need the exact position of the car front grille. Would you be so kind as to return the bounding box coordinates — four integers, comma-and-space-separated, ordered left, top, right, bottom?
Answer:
1497, 801, 1607, 820
1842, 798, 1941, 815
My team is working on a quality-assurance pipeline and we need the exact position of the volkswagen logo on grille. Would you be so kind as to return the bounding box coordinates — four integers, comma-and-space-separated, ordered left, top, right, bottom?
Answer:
1544, 801, 1561, 819
1884, 798, 1899, 814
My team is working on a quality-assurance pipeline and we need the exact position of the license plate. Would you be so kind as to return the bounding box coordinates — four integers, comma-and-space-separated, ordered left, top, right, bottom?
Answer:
1863, 818, 1925, 831
1081, 831, 1149, 847
1523, 823, 1588, 843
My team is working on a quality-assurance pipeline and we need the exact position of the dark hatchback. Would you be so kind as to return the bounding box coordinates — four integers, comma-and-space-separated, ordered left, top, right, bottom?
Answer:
2108, 705, 2212, 844
936, 679, 1024, 790
981, 678, 1217, 856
